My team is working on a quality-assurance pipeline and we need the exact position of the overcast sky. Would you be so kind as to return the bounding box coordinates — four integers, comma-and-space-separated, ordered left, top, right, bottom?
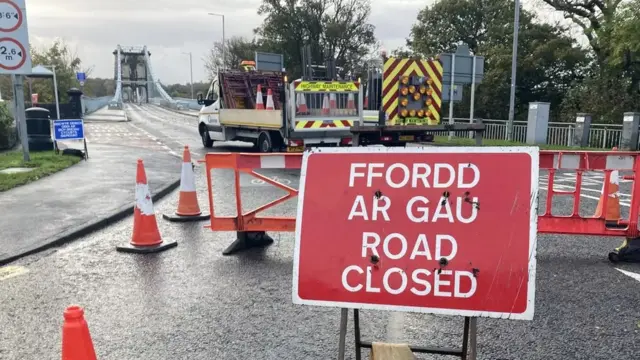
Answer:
27, 0, 566, 85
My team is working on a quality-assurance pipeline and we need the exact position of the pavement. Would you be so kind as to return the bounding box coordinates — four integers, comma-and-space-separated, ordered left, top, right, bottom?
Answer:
1, 103, 639, 359
0, 102, 252, 266
0, 143, 182, 265
84, 106, 128, 122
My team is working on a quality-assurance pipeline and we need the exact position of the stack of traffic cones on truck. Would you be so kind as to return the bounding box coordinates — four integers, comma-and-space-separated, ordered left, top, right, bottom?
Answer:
255, 85, 265, 109
346, 92, 356, 116
321, 94, 330, 115
297, 93, 309, 114
255, 84, 275, 110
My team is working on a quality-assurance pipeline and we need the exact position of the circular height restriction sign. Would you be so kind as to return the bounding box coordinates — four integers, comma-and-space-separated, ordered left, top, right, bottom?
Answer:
0, 37, 25, 70
0, 0, 22, 32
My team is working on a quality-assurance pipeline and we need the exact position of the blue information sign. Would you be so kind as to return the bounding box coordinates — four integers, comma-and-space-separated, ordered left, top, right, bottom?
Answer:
54, 119, 85, 141
76, 72, 86, 81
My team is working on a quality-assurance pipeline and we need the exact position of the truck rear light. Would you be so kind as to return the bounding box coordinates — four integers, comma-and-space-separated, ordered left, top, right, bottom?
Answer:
380, 136, 392, 142
340, 137, 352, 145
288, 139, 303, 147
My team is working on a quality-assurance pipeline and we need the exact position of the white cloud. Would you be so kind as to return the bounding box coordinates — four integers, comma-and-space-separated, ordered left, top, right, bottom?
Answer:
25, 0, 574, 85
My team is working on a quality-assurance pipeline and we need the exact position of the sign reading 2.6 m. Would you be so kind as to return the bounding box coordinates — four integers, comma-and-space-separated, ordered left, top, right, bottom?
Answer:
0, 0, 31, 74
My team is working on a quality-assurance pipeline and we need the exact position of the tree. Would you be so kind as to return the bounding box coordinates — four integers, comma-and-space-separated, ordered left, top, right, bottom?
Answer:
609, 0, 640, 94
203, 36, 262, 79
0, 101, 15, 149
406, 0, 589, 121
82, 78, 116, 97
540, 0, 624, 68
29, 39, 84, 103
254, 0, 376, 78
162, 82, 211, 99
558, 0, 640, 121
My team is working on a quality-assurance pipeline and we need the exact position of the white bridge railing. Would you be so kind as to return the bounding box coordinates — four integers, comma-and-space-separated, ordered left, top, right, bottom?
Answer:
443, 118, 623, 149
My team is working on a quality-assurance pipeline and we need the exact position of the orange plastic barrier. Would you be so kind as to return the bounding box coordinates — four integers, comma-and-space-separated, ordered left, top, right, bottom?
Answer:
538, 150, 640, 239
203, 152, 301, 254
203, 150, 640, 261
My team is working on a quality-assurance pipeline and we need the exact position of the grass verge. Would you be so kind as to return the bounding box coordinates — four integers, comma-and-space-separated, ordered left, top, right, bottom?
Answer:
0, 151, 81, 192
432, 136, 603, 150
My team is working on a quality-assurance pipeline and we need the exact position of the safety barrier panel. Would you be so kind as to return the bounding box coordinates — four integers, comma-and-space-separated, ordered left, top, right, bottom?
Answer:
538, 150, 640, 239
203, 152, 301, 254
204, 150, 640, 261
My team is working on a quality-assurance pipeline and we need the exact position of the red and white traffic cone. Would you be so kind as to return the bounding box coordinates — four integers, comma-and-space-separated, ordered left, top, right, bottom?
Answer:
255, 85, 264, 110
163, 146, 210, 222
321, 94, 330, 115
266, 89, 275, 110
347, 93, 355, 109
329, 93, 337, 115
297, 93, 308, 114
116, 159, 177, 253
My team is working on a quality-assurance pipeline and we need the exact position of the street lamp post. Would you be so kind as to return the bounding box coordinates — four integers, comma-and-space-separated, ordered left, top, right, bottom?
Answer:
506, 0, 521, 141
182, 52, 194, 99
43, 64, 60, 120
208, 12, 226, 70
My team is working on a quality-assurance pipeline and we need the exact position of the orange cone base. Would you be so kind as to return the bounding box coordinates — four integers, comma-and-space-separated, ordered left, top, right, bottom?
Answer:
162, 212, 210, 222
116, 240, 177, 254
222, 231, 274, 256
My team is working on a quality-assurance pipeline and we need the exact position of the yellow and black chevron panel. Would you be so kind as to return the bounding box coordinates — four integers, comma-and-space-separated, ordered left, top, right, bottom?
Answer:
294, 81, 359, 92
382, 58, 443, 125
295, 120, 353, 129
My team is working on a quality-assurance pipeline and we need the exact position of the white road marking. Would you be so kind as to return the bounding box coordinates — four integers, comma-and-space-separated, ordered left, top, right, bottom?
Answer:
386, 312, 405, 343
539, 184, 631, 207
615, 268, 640, 283
0, 266, 29, 281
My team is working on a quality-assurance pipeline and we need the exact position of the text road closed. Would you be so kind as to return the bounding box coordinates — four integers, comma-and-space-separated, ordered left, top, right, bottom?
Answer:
293, 146, 539, 320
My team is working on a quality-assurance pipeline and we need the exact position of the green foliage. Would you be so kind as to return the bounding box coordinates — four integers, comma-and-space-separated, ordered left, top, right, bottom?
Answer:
608, 0, 640, 95
162, 82, 210, 99
82, 78, 116, 97
231, 0, 377, 79
406, 0, 589, 121
29, 39, 85, 103
204, 36, 264, 78
0, 151, 81, 191
0, 101, 15, 149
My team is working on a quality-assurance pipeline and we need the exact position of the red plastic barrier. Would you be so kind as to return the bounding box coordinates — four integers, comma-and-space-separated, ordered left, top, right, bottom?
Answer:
203, 153, 301, 233
538, 150, 640, 238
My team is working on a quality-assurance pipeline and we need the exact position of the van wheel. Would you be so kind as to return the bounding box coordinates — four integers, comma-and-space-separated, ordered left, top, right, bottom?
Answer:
257, 132, 272, 153
201, 128, 214, 148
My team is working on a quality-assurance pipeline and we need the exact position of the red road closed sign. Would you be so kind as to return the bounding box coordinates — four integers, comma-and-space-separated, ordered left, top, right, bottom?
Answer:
293, 147, 539, 320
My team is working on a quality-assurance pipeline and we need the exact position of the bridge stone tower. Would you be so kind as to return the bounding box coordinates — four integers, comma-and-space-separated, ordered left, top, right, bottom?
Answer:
113, 46, 153, 103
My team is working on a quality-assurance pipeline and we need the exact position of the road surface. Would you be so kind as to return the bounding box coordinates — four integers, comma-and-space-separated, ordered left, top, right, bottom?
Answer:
1, 104, 638, 359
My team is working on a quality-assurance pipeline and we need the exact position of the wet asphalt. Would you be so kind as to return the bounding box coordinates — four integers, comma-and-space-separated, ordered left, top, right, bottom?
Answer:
1, 104, 639, 360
